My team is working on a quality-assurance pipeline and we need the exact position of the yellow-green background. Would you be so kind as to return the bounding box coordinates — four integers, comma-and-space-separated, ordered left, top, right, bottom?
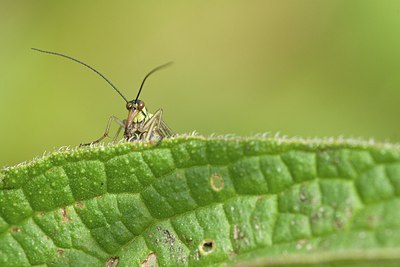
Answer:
1, 1, 400, 167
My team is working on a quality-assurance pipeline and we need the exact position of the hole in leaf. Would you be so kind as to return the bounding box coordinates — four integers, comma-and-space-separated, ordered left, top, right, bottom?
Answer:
61, 207, 70, 223
141, 252, 157, 267
199, 240, 215, 255
57, 249, 64, 257
105, 256, 119, 267
10, 226, 21, 233
75, 201, 84, 209
210, 173, 224, 191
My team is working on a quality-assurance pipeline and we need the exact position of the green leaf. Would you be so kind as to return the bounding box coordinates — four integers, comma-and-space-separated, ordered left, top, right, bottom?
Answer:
1, 136, 400, 266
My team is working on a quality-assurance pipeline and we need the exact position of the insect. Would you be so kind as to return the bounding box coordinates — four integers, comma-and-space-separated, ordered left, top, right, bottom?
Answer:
32, 48, 174, 146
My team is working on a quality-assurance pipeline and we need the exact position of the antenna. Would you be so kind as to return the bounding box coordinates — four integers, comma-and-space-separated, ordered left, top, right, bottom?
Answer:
31, 48, 128, 103
135, 62, 173, 102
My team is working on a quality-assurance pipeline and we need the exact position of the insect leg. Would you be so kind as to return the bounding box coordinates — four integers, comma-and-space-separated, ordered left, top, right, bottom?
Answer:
112, 119, 126, 142
142, 109, 173, 141
159, 119, 174, 137
143, 109, 162, 141
80, 115, 124, 146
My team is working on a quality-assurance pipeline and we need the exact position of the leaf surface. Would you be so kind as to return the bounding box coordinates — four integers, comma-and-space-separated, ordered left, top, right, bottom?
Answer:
1, 136, 400, 266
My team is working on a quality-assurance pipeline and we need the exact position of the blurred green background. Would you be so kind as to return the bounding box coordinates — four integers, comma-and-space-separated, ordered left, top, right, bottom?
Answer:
1, 0, 400, 167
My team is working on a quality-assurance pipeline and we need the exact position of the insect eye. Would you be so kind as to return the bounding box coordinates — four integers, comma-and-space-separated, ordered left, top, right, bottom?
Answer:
137, 101, 145, 111
126, 103, 133, 110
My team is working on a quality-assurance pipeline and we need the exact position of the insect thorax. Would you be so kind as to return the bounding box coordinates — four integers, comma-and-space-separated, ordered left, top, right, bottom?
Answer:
133, 107, 153, 124
124, 107, 154, 141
